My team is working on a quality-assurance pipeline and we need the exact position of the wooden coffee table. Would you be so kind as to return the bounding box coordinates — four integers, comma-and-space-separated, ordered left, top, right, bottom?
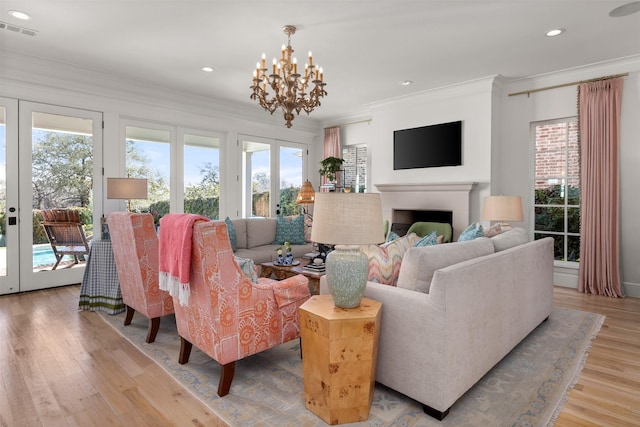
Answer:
260, 258, 324, 295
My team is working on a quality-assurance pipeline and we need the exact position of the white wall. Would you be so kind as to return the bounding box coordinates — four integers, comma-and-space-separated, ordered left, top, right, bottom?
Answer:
326, 77, 497, 224
328, 57, 640, 297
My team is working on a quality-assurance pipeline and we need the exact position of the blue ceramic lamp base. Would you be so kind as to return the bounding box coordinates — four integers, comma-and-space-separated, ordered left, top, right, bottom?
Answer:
325, 246, 368, 308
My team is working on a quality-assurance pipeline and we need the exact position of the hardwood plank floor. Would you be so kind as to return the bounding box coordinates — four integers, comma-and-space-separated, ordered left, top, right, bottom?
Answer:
1, 285, 638, 426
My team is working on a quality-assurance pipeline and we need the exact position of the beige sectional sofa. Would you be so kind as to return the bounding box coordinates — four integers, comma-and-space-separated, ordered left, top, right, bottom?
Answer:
229, 217, 315, 264
320, 228, 554, 419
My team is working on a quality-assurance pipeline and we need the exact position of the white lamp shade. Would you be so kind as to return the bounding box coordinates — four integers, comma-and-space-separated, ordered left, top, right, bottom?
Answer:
311, 193, 385, 245
482, 195, 523, 222
107, 178, 148, 200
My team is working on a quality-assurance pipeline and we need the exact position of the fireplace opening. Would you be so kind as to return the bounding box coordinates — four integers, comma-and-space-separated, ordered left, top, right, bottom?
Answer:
391, 209, 453, 237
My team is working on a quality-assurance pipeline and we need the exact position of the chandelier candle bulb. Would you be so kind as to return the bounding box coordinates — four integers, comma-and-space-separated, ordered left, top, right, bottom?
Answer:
261, 53, 266, 68
308, 51, 312, 65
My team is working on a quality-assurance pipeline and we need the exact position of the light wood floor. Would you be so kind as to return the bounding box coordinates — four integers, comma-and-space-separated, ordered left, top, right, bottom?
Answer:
0, 285, 638, 426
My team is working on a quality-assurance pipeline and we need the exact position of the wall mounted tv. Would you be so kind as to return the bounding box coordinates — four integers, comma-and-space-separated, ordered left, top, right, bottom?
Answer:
393, 120, 462, 170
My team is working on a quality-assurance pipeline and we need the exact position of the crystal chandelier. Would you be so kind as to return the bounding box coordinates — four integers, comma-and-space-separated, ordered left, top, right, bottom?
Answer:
251, 25, 327, 128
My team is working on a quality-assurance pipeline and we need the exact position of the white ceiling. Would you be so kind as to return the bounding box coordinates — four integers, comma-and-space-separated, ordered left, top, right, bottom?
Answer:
1, 1, 639, 123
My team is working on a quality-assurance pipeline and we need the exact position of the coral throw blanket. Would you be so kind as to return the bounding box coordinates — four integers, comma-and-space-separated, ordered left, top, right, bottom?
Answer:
159, 213, 209, 306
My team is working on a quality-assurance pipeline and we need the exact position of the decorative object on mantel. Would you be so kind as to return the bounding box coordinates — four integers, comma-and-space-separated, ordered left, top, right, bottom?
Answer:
482, 195, 524, 231
311, 193, 384, 308
250, 25, 327, 128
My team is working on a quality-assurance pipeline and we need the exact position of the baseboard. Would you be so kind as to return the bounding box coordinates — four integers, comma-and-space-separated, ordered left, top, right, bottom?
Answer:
554, 270, 578, 288
554, 269, 640, 299
623, 282, 640, 298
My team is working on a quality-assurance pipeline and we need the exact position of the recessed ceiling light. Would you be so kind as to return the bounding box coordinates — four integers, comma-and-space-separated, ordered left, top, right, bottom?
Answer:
8, 10, 31, 20
545, 28, 565, 37
202, 66, 214, 72
400, 80, 413, 86
609, 1, 640, 17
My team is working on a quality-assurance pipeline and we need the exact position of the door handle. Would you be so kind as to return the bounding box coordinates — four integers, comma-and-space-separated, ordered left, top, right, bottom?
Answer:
8, 206, 16, 225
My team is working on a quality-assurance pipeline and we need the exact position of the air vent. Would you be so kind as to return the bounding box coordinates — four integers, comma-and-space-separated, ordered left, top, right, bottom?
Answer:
0, 21, 37, 36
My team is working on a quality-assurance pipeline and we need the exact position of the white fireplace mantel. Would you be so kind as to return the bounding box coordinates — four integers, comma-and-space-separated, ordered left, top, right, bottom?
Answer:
375, 182, 477, 240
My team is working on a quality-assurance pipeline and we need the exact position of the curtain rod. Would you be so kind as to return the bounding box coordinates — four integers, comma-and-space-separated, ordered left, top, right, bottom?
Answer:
325, 119, 372, 129
508, 72, 629, 97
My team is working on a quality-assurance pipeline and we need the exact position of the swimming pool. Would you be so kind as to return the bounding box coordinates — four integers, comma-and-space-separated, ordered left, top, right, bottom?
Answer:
32, 245, 67, 267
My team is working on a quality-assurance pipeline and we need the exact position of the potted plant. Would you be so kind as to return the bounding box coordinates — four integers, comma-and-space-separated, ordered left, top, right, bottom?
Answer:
319, 156, 344, 182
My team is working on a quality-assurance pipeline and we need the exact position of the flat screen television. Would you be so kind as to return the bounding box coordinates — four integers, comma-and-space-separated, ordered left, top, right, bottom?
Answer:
393, 120, 462, 170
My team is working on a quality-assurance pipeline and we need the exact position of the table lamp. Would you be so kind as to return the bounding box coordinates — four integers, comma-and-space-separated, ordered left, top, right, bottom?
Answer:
482, 195, 523, 231
311, 193, 384, 308
107, 177, 148, 212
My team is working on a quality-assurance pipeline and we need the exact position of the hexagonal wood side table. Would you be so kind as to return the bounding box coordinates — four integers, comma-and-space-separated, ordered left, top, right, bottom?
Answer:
299, 295, 382, 425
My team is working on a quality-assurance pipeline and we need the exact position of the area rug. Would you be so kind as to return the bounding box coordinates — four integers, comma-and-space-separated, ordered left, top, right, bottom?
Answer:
98, 307, 604, 427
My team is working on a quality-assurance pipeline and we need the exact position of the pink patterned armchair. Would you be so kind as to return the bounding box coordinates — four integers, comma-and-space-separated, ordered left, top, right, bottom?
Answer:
107, 212, 174, 343
170, 218, 310, 397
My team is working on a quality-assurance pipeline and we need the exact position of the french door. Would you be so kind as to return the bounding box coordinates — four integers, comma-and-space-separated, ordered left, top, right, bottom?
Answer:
0, 99, 19, 294
239, 135, 307, 218
0, 99, 103, 294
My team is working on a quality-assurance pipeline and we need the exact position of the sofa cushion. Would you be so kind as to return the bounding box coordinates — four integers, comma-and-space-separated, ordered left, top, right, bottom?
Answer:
273, 215, 306, 245
397, 237, 495, 293
359, 232, 420, 286
491, 227, 529, 252
231, 219, 247, 249
246, 218, 277, 248
225, 217, 237, 252
414, 231, 439, 247
458, 222, 485, 241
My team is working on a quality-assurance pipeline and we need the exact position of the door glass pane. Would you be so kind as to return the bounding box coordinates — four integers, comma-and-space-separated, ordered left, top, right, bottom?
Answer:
184, 134, 221, 219
125, 126, 170, 213
242, 140, 270, 217
279, 146, 303, 217
0, 107, 6, 277
32, 112, 94, 272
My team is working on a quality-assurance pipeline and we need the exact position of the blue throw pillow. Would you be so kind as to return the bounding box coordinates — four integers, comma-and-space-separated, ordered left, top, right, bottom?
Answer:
224, 217, 237, 252
414, 231, 439, 247
458, 223, 485, 242
386, 230, 400, 242
273, 215, 306, 245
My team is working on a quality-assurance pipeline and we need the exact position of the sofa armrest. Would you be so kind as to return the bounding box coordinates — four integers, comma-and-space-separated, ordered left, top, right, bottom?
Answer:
320, 276, 447, 407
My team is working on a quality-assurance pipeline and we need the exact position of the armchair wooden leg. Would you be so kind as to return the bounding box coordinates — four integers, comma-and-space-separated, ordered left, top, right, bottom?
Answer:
217, 362, 236, 397
146, 317, 161, 343
178, 337, 193, 364
124, 305, 135, 326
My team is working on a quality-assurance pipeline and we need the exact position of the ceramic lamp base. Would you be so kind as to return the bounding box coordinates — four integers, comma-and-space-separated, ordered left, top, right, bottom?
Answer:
325, 245, 368, 308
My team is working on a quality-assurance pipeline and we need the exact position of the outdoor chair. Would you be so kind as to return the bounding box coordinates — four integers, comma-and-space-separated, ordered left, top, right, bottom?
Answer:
40, 209, 92, 270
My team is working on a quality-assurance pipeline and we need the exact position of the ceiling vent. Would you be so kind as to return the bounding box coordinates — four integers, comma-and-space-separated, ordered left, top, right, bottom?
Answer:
0, 21, 37, 36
